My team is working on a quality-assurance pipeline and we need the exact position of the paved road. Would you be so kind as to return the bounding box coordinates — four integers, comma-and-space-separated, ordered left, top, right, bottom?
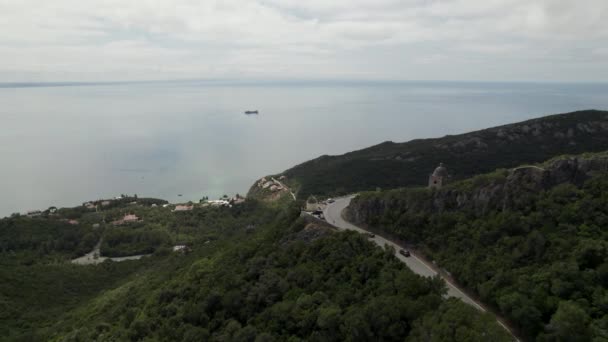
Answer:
324, 195, 519, 341
324, 196, 480, 306
71, 238, 150, 265
512, 165, 546, 172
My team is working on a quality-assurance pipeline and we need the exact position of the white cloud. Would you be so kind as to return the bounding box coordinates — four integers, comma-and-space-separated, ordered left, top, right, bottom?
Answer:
0, 0, 606, 81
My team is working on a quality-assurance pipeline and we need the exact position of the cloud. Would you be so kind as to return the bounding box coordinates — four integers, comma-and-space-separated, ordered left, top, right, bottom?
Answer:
0, 0, 606, 81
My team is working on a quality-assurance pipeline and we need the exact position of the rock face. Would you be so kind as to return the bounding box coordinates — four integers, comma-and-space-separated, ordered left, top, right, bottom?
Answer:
280, 214, 336, 246
247, 176, 289, 201
345, 153, 608, 225
281, 223, 333, 245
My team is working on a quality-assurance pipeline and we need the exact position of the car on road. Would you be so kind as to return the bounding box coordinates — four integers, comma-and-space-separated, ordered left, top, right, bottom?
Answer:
327, 198, 335, 203
399, 249, 411, 257
364, 232, 375, 238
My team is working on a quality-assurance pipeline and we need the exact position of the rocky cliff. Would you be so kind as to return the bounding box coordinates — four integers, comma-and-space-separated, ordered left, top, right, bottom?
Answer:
272, 109, 608, 199
345, 152, 608, 225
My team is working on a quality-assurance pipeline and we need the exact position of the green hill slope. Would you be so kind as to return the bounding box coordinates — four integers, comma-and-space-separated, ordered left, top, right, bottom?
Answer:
345, 151, 608, 340
1, 199, 509, 341
271, 109, 608, 199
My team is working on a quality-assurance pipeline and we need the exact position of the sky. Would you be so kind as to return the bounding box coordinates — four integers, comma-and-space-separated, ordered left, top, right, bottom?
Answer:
1, 0, 607, 82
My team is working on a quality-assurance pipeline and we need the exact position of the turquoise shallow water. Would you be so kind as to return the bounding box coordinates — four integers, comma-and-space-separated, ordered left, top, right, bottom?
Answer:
1, 80, 607, 216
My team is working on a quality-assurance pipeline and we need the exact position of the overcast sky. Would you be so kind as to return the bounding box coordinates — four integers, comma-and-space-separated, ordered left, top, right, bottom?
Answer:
1, 0, 607, 82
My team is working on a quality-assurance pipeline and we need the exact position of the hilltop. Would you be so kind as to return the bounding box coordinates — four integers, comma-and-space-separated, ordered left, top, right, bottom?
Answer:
256, 109, 608, 200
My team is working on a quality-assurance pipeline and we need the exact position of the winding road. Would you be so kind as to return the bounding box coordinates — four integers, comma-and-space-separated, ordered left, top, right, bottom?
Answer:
71, 238, 150, 265
324, 195, 519, 341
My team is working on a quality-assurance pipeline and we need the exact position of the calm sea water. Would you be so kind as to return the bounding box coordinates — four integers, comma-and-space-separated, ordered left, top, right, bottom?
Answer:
1, 80, 607, 217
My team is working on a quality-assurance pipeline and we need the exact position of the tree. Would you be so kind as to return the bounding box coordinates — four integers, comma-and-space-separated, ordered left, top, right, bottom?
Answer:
544, 301, 591, 341
408, 299, 511, 342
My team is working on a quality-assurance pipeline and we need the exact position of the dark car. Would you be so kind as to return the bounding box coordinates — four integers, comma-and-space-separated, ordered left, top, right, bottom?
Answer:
365, 232, 375, 238
399, 249, 411, 257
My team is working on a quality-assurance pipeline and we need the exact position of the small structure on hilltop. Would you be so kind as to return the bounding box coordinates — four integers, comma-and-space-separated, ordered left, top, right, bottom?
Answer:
173, 205, 193, 212
208, 199, 230, 207
305, 195, 320, 212
83, 202, 96, 209
122, 214, 139, 222
231, 195, 246, 205
26, 210, 42, 217
112, 214, 140, 225
428, 163, 449, 189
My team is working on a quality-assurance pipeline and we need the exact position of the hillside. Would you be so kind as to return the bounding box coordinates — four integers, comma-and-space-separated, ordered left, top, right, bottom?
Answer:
345, 151, 608, 340
264, 109, 608, 199
0, 197, 509, 341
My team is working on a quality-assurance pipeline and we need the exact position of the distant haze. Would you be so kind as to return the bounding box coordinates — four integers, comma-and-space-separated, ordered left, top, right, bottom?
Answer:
2, 80, 608, 217
0, 0, 607, 82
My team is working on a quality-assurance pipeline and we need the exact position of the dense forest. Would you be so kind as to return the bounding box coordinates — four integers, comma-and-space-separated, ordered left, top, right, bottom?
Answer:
346, 152, 608, 340
1, 197, 509, 341
0, 217, 100, 262
266, 110, 608, 199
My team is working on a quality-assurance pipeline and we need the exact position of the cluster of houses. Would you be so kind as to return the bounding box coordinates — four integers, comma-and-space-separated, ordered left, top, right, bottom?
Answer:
83, 199, 113, 210
171, 196, 244, 211
20, 192, 248, 221
204, 195, 246, 207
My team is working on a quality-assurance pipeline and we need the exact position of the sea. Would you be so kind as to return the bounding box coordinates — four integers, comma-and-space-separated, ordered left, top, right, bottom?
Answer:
1, 80, 608, 217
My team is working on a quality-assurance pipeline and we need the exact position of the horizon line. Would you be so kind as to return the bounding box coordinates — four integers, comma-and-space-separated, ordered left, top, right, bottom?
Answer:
1, 78, 607, 89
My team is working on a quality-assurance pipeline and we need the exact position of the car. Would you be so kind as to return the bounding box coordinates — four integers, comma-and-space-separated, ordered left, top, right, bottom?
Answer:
365, 232, 375, 238
399, 249, 411, 257
327, 198, 335, 203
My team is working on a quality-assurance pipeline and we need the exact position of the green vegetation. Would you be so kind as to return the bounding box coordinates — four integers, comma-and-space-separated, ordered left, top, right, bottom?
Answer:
0, 217, 100, 262
349, 156, 608, 340
101, 228, 172, 257
0, 198, 275, 341
273, 110, 608, 199
0, 197, 508, 341
0, 258, 153, 341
